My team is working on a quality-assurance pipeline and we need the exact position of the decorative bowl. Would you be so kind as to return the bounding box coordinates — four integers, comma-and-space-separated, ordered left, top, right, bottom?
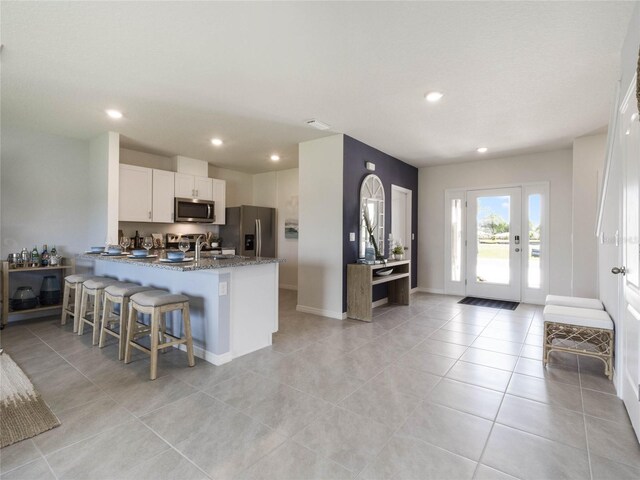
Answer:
131, 249, 148, 257
90, 246, 104, 253
166, 250, 185, 261
107, 246, 122, 254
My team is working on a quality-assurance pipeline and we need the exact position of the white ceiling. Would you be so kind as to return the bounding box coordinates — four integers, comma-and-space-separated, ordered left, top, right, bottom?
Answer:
1, 1, 634, 173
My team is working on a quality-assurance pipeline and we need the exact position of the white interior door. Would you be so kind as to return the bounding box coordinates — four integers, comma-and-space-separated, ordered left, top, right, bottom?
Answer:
391, 185, 412, 258
618, 77, 640, 439
466, 187, 522, 301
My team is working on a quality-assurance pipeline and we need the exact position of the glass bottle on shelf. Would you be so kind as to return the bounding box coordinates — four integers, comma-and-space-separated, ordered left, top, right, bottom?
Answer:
41, 244, 49, 267
31, 246, 40, 267
49, 245, 59, 266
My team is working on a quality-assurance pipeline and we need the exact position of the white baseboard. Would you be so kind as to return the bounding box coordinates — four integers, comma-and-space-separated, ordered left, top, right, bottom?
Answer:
279, 284, 298, 291
415, 287, 445, 294
296, 304, 346, 320
410, 287, 419, 294
177, 344, 232, 366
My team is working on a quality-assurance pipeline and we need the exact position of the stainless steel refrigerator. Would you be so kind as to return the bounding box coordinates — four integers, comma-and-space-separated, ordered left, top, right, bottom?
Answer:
220, 206, 277, 257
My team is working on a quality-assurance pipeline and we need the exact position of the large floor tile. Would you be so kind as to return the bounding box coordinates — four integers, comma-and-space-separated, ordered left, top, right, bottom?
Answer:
459, 348, 518, 371
398, 401, 493, 461
481, 424, 590, 480
292, 406, 394, 473
371, 363, 442, 398
208, 371, 329, 436
474, 464, 520, 480
46, 420, 170, 480
29, 364, 104, 414
506, 373, 583, 412
0, 440, 41, 475
358, 435, 476, 480
582, 389, 630, 424
339, 373, 421, 429
235, 440, 353, 480
496, 395, 587, 449
412, 338, 468, 359
441, 321, 485, 335
590, 453, 640, 480
446, 361, 512, 392
395, 349, 456, 376
428, 378, 503, 420
119, 448, 208, 480
429, 329, 477, 346
1, 458, 55, 480
32, 395, 135, 455
513, 357, 580, 386
580, 370, 616, 394
471, 337, 523, 356
278, 362, 365, 404
518, 344, 543, 360
586, 416, 640, 469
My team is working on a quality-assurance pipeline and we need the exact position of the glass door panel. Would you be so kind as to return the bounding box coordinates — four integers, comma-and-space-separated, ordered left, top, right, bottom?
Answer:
466, 187, 522, 301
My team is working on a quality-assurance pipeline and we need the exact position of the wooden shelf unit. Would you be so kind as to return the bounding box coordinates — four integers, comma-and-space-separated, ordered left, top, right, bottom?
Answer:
1, 259, 76, 328
347, 260, 410, 322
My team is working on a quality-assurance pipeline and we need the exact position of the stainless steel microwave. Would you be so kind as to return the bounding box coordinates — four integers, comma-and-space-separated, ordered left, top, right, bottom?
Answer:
174, 197, 215, 223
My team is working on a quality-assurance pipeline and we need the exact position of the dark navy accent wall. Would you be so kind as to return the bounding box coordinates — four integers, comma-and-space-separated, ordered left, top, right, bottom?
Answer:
342, 135, 419, 313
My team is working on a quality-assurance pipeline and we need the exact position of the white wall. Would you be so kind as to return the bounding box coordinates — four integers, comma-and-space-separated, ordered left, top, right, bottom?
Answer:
1, 126, 91, 257
572, 133, 606, 297
208, 165, 253, 207
419, 148, 573, 297
298, 135, 344, 318
87, 132, 119, 246
253, 169, 299, 290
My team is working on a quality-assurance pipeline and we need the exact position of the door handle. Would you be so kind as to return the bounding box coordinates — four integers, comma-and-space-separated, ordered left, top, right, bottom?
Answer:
515, 248, 520, 252
611, 266, 626, 275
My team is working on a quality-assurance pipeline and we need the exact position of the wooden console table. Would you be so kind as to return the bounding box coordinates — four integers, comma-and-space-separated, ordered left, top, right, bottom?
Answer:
1, 259, 75, 329
347, 260, 410, 322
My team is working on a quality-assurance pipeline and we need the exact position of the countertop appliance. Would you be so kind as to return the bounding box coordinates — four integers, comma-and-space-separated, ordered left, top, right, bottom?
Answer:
174, 197, 215, 223
219, 206, 276, 258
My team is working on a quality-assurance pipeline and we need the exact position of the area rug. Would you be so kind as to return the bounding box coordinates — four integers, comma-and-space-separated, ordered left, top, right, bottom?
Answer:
458, 296, 519, 310
0, 353, 60, 448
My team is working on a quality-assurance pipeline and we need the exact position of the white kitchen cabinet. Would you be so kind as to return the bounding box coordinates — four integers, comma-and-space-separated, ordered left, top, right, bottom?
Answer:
152, 169, 175, 223
211, 178, 226, 224
119, 164, 153, 222
174, 173, 213, 200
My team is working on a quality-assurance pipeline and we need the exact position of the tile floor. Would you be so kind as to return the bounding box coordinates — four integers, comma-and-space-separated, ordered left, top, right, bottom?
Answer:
1, 290, 640, 479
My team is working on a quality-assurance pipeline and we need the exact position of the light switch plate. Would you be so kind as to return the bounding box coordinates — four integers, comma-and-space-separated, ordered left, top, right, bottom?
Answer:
412, 233, 415, 240
219, 282, 228, 296
349, 232, 355, 241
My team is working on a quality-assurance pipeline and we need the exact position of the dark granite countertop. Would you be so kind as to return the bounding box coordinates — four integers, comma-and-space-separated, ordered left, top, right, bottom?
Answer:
78, 253, 284, 271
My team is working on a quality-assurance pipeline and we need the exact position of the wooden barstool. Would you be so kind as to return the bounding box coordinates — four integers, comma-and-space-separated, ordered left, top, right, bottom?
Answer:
77, 277, 119, 345
124, 289, 195, 380
61, 274, 99, 332
99, 283, 152, 360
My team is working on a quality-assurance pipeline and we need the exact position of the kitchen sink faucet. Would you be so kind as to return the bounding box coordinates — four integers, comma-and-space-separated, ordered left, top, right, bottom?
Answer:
194, 235, 210, 262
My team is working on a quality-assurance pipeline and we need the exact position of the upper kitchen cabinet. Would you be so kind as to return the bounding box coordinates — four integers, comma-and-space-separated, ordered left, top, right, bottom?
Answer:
152, 169, 175, 223
120, 165, 175, 223
211, 178, 226, 224
175, 172, 213, 201
119, 164, 153, 222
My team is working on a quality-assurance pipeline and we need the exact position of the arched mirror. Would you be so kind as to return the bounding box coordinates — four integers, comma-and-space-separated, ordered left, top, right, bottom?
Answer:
359, 174, 385, 259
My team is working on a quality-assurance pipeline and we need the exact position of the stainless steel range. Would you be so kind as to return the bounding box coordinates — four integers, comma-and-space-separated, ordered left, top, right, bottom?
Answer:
165, 233, 221, 252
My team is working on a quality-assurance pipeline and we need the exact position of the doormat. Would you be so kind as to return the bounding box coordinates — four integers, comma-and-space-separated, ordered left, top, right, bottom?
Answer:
1, 353, 60, 448
458, 297, 519, 310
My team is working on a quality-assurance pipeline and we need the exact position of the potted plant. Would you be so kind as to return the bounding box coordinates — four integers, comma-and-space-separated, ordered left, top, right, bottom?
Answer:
391, 241, 405, 260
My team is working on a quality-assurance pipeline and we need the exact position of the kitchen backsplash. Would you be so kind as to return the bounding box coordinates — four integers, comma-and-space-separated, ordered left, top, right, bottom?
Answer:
118, 221, 220, 240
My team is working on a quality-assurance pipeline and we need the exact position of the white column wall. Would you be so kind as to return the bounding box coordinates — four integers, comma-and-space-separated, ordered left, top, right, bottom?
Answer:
297, 135, 344, 318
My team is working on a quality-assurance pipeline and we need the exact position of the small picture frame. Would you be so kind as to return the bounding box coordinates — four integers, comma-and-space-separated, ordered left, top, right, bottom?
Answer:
152, 233, 164, 248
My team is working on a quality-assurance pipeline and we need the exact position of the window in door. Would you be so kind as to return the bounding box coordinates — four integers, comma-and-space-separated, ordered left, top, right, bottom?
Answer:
451, 198, 463, 282
527, 193, 542, 289
475, 195, 511, 285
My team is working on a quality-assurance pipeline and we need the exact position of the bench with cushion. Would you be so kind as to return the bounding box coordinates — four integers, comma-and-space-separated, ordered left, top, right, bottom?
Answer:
543, 304, 614, 379
545, 294, 604, 310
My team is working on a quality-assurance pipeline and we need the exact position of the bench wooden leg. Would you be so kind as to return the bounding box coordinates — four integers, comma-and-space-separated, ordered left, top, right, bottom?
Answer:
183, 304, 195, 368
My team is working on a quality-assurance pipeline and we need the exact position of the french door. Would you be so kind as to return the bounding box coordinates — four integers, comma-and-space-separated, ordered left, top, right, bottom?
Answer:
445, 184, 548, 303
466, 188, 522, 301
618, 76, 640, 439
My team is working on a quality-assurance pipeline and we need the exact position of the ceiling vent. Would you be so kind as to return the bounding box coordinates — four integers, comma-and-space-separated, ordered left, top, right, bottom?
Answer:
306, 119, 331, 130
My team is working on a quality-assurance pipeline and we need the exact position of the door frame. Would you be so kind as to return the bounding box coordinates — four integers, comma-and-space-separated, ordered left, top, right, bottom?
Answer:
444, 182, 550, 304
391, 184, 413, 257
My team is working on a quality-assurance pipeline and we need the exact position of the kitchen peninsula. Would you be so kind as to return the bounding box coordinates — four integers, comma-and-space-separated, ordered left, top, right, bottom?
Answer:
78, 253, 283, 365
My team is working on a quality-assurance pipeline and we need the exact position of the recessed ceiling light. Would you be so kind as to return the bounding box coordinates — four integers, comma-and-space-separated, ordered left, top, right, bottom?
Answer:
425, 91, 444, 103
476, 147, 488, 153
210, 138, 223, 146
105, 109, 123, 119
270, 154, 280, 162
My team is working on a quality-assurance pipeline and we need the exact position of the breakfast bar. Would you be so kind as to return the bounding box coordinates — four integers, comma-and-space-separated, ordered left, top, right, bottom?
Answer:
78, 253, 283, 365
